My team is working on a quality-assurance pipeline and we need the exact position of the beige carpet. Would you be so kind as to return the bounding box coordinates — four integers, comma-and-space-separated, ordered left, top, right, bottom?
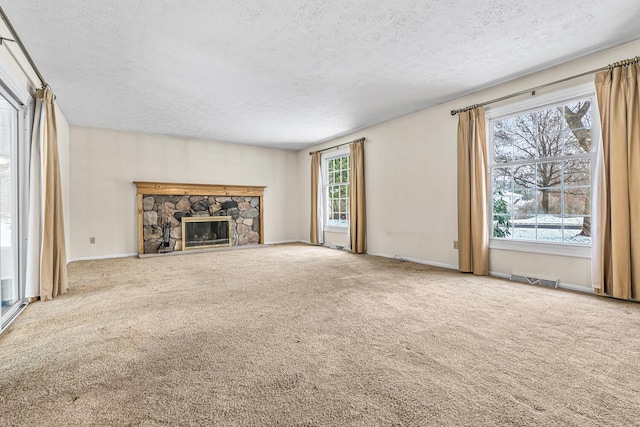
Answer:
1, 244, 639, 426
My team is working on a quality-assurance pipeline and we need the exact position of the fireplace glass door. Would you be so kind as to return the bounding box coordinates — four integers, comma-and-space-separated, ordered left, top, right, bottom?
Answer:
182, 216, 232, 249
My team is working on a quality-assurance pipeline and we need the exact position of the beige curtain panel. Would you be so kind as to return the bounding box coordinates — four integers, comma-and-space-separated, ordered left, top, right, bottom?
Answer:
39, 87, 68, 301
594, 61, 640, 300
25, 90, 44, 299
310, 152, 321, 245
457, 107, 489, 275
349, 139, 366, 254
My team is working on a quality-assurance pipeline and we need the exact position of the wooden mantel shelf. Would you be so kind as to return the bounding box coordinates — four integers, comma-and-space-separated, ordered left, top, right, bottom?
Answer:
134, 181, 266, 255
134, 181, 266, 197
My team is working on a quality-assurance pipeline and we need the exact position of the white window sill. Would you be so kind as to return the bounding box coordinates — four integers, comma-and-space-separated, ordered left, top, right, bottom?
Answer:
324, 226, 348, 234
489, 238, 591, 258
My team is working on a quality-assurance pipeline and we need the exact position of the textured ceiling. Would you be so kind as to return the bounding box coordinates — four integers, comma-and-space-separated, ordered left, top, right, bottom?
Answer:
2, 1, 640, 150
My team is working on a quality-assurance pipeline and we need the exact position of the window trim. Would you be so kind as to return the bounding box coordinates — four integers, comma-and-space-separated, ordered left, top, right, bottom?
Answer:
485, 83, 599, 256
321, 148, 350, 234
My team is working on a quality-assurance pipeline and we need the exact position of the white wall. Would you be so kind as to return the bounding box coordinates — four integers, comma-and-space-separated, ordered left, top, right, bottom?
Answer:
69, 127, 298, 260
297, 39, 640, 290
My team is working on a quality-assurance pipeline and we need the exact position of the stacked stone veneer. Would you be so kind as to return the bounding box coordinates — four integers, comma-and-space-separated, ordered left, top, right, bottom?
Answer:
142, 194, 260, 254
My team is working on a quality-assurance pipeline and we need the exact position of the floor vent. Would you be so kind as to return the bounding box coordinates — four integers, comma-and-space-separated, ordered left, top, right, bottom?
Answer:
510, 274, 558, 288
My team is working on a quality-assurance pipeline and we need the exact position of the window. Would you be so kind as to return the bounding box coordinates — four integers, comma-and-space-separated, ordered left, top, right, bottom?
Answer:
488, 86, 597, 253
323, 151, 350, 231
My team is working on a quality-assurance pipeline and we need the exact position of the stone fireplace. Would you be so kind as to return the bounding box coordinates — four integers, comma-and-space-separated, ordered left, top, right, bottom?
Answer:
134, 182, 265, 255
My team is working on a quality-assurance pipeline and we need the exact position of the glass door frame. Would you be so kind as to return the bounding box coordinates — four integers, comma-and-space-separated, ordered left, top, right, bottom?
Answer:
0, 65, 31, 333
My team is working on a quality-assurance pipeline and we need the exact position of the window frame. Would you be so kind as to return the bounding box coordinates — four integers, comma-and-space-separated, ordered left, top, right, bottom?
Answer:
321, 148, 350, 234
485, 83, 598, 258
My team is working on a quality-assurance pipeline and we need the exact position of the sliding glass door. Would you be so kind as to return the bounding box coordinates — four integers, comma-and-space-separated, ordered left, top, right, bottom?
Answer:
0, 90, 21, 329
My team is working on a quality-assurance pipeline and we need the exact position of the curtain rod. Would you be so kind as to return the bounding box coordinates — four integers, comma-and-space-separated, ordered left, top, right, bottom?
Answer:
0, 6, 47, 89
450, 55, 640, 116
308, 137, 365, 156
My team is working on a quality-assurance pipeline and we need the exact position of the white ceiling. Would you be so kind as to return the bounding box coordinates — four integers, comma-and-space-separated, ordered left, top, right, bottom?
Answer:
2, 1, 640, 150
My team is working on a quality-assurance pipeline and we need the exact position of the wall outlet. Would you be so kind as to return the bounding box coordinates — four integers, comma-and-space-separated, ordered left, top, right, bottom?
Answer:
453, 240, 458, 249
90, 237, 96, 244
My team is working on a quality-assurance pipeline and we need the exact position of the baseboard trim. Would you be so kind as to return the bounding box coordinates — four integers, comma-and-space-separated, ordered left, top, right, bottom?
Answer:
68, 253, 138, 263
265, 240, 305, 245
365, 251, 458, 271
557, 282, 595, 294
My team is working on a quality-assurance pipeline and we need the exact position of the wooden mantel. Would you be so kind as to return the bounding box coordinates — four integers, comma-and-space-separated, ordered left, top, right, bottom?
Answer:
134, 181, 266, 197
134, 181, 266, 254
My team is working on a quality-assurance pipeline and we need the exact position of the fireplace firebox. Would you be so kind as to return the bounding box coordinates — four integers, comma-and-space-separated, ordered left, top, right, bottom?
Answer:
182, 216, 232, 250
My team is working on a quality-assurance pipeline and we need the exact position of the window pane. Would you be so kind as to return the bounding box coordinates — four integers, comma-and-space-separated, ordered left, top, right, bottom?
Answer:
536, 161, 562, 190
536, 189, 561, 215
513, 113, 537, 161
537, 223, 563, 243
513, 187, 535, 215
532, 107, 564, 160
537, 131, 563, 159
513, 215, 535, 240
562, 101, 592, 154
512, 164, 536, 190
493, 214, 512, 238
564, 101, 592, 130
564, 217, 590, 244
493, 190, 512, 215
513, 137, 537, 161
535, 212, 563, 243
493, 118, 514, 163
564, 187, 590, 215
564, 159, 590, 187
342, 170, 348, 183
564, 129, 591, 155
492, 167, 512, 192
327, 185, 335, 199
341, 156, 349, 170
537, 107, 564, 133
